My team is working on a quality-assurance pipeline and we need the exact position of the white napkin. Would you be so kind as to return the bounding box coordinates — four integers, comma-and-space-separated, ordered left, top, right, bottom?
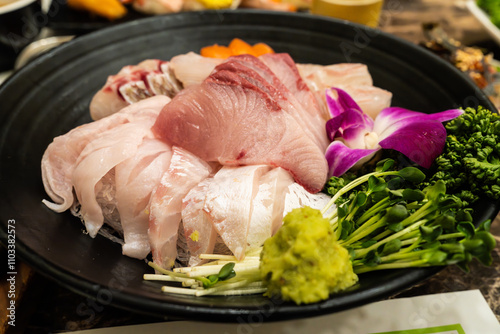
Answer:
69, 290, 500, 334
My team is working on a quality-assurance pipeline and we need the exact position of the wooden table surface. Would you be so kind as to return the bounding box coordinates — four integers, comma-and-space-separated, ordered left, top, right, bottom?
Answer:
1, 1, 500, 333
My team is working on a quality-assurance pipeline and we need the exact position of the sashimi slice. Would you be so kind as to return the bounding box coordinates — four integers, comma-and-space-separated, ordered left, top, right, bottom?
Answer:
203, 165, 272, 260
246, 167, 294, 251
148, 146, 212, 269
259, 53, 322, 122
72, 121, 155, 238
169, 52, 223, 88
297, 63, 373, 90
115, 138, 172, 259
89, 61, 180, 120
181, 178, 218, 266
214, 55, 329, 151
152, 70, 328, 193
41, 95, 170, 214
283, 182, 334, 218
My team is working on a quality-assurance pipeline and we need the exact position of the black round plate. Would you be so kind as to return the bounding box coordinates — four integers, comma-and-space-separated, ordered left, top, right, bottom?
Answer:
0, 10, 498, 322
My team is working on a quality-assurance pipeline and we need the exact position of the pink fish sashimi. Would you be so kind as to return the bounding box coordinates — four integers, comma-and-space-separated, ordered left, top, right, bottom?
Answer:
296, 63, 373, 89
152, 69, 328, 193
148, 146, 212, 269
42, 95, 171, 214
181, 178, 218, 266
169, 52, 223, 88
132, 0, 183, 14
89, 61, 180, 120
259, 53, 323, 123
246, 167, 294, 251
203, 165, 272, 260
72, 121, 156, 238
115, 138, 172, 259
213, 55, 329, 152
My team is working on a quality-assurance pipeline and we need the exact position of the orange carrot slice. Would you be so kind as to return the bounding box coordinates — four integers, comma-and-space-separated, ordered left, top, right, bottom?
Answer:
200, 45, 233, 59
252, 42, 275, 56
229, 38, 257, 56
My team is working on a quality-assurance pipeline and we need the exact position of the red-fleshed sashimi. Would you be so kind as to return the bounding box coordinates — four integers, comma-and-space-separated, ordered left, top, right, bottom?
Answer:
41, 95, 171, 214
152, 70, 328, 193
115, 138, 172, 259
148, 146, 212, 269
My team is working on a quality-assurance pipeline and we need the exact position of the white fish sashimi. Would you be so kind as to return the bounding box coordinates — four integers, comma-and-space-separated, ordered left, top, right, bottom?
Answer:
148, 146, 212, 269
203, 165, 271, 261
297, 63, 373, 90
181, 178, 218, 266
170, 52, 223, 88
283, 182, 334, 218
115, 138, 172, 259
41, 95, 170, 214
72, 121, 155, 238
246, 167, 294, 252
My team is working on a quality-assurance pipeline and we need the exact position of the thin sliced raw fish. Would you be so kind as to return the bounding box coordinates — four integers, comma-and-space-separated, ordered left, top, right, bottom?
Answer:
203, 165, 271, 260
115, 138, 172, 259
259, 53, 322, 122
41, 95, 170, 214
214, 55, 329, 151
152, 70, 328, 193
297, 63, 373, 90
149, 146, 212, 269
72, 120, 155, 238
181, 178, 218, 266
89, 61, 180, 120
246, 167, 294, 251
170, 52, 223, 88
283, 182, 334, 218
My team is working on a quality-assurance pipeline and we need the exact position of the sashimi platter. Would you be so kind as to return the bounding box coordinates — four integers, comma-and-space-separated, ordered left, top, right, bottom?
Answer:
1, 11, 499, 321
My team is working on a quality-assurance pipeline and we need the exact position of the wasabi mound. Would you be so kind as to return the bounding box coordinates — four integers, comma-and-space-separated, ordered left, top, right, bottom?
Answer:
260, 206, 358, 304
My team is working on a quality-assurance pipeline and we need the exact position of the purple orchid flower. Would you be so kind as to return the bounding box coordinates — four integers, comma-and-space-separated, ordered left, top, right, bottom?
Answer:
325, 88, 463, 177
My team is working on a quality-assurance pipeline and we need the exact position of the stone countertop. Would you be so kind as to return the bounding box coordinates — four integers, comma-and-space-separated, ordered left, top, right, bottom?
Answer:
2, 1, 500, 333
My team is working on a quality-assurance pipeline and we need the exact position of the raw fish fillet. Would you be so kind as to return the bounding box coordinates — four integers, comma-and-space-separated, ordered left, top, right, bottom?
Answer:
259, 53, 323, 123
42, 95, 171, 214
72, 120, 156, 238
170, 52, 223, 88
89, 61, 180, 120
115, 138, 172, 259
148, 146, 212, 269
297, 63, 392, 119
152, 68, 328, 193
181, 178, 218, 266
213, 55, 329, 151
283, 182, 333, 217
246, 167, 294, 251
203, 165, 271, 260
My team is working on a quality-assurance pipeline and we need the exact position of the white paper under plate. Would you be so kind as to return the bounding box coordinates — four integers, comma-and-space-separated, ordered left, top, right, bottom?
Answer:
467, 0, 500, 45
69, 290, 500, 334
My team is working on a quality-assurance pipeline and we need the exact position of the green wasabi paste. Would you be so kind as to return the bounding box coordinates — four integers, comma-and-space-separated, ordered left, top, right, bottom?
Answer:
260, 206, 358, 304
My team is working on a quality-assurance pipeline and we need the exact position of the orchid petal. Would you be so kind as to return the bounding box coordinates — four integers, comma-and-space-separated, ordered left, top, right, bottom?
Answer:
374, 107, 463, 139
326, 87, 363, 117
325, 141, 379, 177
378, 120, 447, 168
325, 107, 374, 148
